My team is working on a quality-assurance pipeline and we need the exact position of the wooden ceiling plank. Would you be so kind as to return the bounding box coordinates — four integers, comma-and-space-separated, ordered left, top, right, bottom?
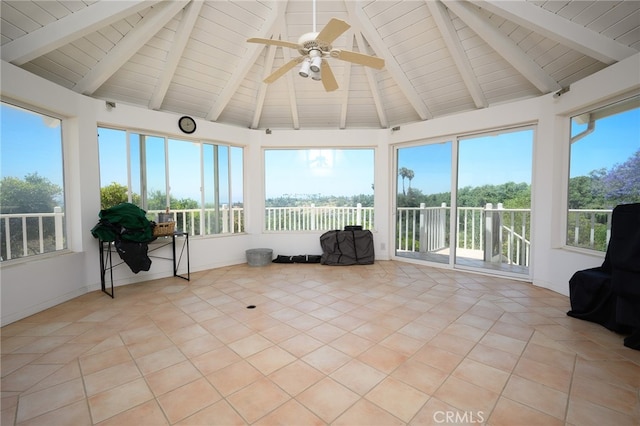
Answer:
340, 31, 354, 129
251, 44, 277, 129
427, 0, 487, 108
477, 0, 637, 65
2, 0, 161, 65
73, 1, 186, 95
206, 1, 287, 122
150, 0, 204, 110
348, 0, 432, 120
354, 31, 387, 128
447, 1, 561, 94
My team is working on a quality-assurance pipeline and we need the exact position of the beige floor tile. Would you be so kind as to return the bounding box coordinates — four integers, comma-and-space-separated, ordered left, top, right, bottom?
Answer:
277, 334, 324, 358
268, 360, 324, 396
488, 397, 563, 426
305, 323, 347, 343
379, 332, 424, 356
503, 375, 568, 420
16, 378, 86, 423
145, 360, 202, 397
88, 378, 153, 424
157, 377, 221, 424
391, 359, 448, 395
357, 344, 408, 374
253, 399, 325, 426
513, 356, 572, 392
134, 346, 186, 375
434, 375, 500, 414
174, 399, 246, 426
21, 362, 81, 394
296, 377, 360, 423
566, 398, 638, 426
259, 323, 299, 343
334, 398, 405, 426
452, 358, 510, 394
570, 374, 639, 416
226, 377, 290, 423
206, 360, 263, 396
228, 333, 273, 358
409, 397, 479, 425
247, 345, 297, 375
78, 347, 132, 376
365, 377, 429, 422
1, 364, 63, 392
479, 331, 528, 355
330, 359, 387, 395
96, 400, 168, 426
302, 345, 351, 375
176, 333, 224, 358
191, 346, 241, 375
329, 333, 375, 357
83, 360, 142, 397
16, 400, 92, 426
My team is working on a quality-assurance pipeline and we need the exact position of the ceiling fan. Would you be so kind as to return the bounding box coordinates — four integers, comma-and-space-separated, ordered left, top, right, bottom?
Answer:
247, 17, 384, 92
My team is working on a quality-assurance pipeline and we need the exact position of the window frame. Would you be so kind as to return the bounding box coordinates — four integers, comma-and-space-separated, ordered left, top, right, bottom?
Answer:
0, 98, 68, 263
262, 147, 376, 233
562, 92, 640, 254
97, 125, 244, 237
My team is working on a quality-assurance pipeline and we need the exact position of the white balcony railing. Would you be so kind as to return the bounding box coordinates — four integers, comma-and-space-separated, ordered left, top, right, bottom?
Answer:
1, 204, 613, 263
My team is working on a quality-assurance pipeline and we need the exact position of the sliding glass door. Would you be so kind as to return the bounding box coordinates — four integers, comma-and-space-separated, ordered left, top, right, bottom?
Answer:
455, 128, 533, 275
395, 142, 452, 264
395, 127, 533, 276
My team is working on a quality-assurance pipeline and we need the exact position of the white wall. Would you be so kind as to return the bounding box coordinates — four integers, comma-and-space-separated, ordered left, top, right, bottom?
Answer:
1, 53, 638, 325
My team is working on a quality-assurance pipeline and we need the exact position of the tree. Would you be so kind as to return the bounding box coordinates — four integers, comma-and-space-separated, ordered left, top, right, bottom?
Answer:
602, 149, 640, 205
100, 182, 140, 210
0, 173, 61, 213
398, 167, 414, 196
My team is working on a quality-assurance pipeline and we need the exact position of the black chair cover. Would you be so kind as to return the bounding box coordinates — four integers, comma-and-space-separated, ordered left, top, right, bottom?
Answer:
567, 203, 640, 349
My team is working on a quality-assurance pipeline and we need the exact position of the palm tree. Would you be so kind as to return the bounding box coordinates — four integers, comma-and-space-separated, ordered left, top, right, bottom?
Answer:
398, 167, 414, 195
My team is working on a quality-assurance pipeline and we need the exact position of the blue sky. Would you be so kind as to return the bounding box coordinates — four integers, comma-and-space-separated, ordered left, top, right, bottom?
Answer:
2, 102, 639, 203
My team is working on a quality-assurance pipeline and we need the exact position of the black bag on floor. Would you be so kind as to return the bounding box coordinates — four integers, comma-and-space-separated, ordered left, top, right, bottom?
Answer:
320, 229, 374, 265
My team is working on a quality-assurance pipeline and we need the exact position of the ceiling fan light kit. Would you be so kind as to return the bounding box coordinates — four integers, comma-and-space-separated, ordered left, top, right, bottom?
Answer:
248, 16, 384, 92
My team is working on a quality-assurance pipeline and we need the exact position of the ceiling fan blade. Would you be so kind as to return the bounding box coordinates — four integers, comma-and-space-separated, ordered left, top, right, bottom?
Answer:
331, 49, 385, 69
264, 57, 304, 84
247, 37, 299, 50
321, 60, 338, 92
315, 18, 350, 44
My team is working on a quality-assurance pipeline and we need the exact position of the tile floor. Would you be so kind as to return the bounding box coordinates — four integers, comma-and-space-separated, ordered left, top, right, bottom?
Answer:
1, 261, 639, 425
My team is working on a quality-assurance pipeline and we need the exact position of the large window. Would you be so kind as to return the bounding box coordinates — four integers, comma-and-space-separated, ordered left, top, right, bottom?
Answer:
98, 128, 243, 235
264, 149, 374, 231
567, 96, 640, 251
0, 101, 66, 261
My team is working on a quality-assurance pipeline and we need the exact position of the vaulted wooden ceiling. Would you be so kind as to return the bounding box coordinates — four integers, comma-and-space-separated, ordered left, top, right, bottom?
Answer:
2, 1, 638, 130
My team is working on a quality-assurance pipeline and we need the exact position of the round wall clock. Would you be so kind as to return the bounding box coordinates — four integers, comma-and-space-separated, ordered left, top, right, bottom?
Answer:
178, 116, 196, 134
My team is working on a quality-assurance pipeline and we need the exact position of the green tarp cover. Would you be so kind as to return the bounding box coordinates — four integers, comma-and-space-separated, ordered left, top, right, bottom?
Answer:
91, 202, 154, 242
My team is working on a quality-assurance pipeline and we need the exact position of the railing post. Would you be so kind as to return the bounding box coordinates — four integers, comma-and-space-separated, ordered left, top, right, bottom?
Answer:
440, 202, 447, 250
418, 203, 426, 252
356, 203, 362, 227
484, 203, 501, 263
310, 204, 316, 231
54, 206, 64, 250
222, 204, 229, 233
